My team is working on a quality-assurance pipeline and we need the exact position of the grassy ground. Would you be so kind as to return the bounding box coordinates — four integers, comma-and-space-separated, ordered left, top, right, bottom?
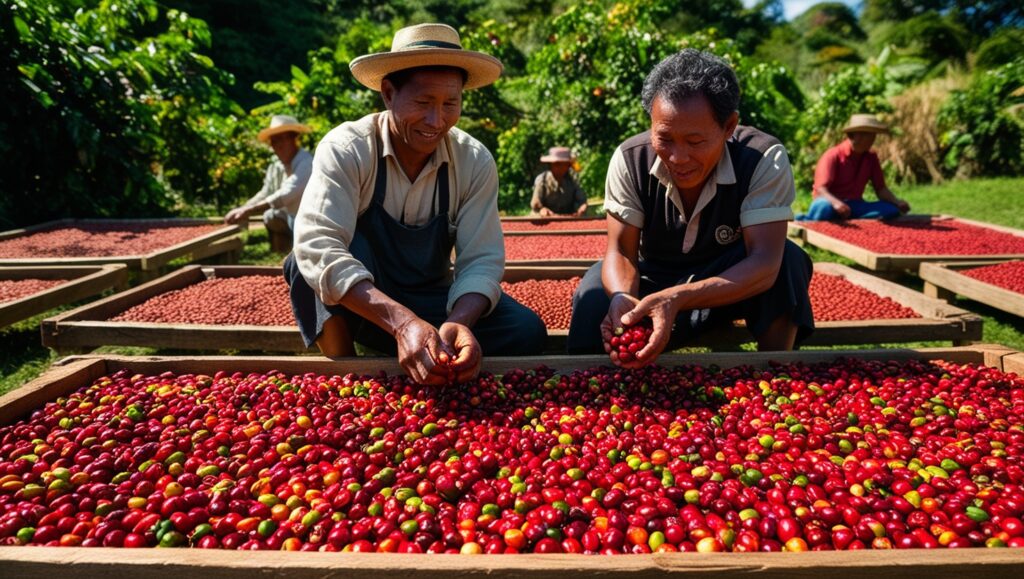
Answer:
1, 177, 1022, 396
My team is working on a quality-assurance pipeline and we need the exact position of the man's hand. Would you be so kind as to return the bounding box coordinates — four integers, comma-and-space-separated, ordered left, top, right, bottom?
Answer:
394, 318, 453, 386
830, 199, 851, 219
621, 289, 684, 366
225, 206, 250, 224
439, 322, 482, 383
601, 293, 645, 367
895, 198, 910, 214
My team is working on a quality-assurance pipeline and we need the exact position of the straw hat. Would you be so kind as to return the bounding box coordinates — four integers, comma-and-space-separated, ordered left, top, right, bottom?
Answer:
257, 115, 312, 143
843, 114, 889, 134
540, 147, 576, 163
350, 23, 503, 91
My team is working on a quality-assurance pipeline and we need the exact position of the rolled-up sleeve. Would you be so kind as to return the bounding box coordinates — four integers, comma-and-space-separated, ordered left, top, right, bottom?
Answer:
449, 148, 503, 315
603, 147, 645, 228
265, 153, 312, 212
293, 139, 374, 305
740, 143, 796, 227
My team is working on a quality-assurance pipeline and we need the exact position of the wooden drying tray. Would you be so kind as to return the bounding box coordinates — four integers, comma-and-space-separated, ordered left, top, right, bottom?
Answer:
920, 260, 1024, 318
789, 215, 1024, 273
0, 218, 244, 272
0, 345, 1023, 578
0, 265, 128, 328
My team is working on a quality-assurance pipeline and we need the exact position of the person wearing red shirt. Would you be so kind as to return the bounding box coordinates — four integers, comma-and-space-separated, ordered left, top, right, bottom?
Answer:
797, 114, 910, 221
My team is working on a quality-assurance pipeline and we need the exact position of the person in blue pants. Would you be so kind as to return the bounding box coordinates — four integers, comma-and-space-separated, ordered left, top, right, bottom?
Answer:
797, 114, 911, 221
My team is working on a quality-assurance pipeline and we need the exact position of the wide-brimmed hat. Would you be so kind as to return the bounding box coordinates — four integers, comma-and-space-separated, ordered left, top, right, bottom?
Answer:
350, 23, 503, 91
843, 114, 889, 134
257, 115, 312, 143
540, 147, 576, 163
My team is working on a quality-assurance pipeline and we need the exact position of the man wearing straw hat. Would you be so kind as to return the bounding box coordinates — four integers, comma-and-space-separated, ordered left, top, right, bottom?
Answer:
797, 113, 911, 221
531, 146, 588, 216
568, 49, 814, 363
286, 23, 545, 385
225, 115, 314, 249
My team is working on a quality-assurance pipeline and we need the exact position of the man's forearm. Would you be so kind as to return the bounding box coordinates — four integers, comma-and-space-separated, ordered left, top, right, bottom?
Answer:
340, 279, 418, 336
602, 252, 640, 297
446, 292, 490, 328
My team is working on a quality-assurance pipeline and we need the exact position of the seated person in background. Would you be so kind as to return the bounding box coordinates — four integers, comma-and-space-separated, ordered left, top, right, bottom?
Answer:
225, 115, 314, 248
797, 114, 910, 221
286, 23, 545, 385
568, 49, 814, 363
530, 147, 588, 216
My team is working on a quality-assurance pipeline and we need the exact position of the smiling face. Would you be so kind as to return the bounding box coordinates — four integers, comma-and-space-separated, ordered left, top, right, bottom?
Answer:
650, 94, 738, 196
381, 68, 464, 166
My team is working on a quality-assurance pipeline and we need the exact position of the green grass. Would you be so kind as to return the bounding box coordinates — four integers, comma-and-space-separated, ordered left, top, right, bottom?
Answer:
2, 177, 1023, 396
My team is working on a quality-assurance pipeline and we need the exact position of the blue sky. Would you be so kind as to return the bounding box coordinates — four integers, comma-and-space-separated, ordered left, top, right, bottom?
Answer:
742, 0, 862, 21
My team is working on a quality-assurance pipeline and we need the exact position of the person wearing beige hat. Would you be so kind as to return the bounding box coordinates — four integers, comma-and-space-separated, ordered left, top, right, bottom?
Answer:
797, 113, 910, 221
531, 146, 588, 216
285, 23, 545, 385
225, 115, 314, 250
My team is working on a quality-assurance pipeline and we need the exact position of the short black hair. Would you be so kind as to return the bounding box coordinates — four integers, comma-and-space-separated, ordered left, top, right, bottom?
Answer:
383, 65, 468, 91
640, 49, 740, 127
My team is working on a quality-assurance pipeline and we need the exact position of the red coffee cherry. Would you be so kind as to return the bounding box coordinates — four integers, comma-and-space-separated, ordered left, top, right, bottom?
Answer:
606, 318, 654, 363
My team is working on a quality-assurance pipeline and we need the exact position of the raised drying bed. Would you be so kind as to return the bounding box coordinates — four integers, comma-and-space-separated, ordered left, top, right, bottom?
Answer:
0, 265, 128, 328
505, 233, 604, 267
41, 265, 305, 354
920, 260, 1024, 318
504, 263, 981, 350
0, 346, 1022, 577
789, 215, 1024, 273
0, 218, 244, 275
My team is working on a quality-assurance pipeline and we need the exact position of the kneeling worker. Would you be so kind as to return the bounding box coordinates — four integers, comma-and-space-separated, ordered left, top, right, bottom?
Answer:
286, 23, 546, 385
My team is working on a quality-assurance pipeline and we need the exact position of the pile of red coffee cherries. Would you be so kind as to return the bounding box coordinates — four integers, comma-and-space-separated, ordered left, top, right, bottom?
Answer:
1, 357, 1022, 553
606, 319, 655, 363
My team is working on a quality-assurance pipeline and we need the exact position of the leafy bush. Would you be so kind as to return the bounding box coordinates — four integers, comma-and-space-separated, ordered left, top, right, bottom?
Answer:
975, 29, 1024, 71
0, 0, 243, 228
937, 59, 1024, 178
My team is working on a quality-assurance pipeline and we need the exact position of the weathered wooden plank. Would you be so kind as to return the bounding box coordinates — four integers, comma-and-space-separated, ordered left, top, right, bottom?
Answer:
0, 265, 127, 328
47, 347, 998, 379
0, 546, 1022, 579
919, 261, 1024, 318
0, 358, 108, 425
500, 216, 605, 223
791, 216, 1024, 273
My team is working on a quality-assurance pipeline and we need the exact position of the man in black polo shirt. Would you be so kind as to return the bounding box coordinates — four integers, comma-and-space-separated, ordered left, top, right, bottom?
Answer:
567, 49, 814, 365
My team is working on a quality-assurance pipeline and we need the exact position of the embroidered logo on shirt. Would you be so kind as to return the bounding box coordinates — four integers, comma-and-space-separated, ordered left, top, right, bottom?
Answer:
714, 225, 741, 245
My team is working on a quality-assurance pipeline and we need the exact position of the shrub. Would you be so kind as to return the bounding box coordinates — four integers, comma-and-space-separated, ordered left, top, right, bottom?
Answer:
937, 59, 1024, 178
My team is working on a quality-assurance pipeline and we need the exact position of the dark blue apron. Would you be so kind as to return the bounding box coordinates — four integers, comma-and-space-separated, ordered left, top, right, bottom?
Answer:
354, 143, 455, 291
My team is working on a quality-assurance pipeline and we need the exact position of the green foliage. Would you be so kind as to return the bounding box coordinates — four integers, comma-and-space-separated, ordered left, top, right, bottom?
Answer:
937, 58, 1024, 178
0, 0, 245, 228
880, 12, 970, 69
975, 29, 1024, 71
162, 1, 337, 109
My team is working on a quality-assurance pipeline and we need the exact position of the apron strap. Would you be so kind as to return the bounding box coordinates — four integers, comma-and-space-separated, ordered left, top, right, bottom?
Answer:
371, 130, 451, 224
